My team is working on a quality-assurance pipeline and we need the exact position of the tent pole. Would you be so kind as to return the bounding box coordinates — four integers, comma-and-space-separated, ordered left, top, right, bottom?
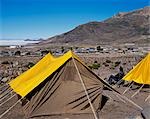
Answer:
0, 94, 16, 107
72, 58, 98, 119
131, 84, 144, 98
145, 95, 150, 102
122, 81, 134, 95
0, 98, 22, 119
0, 90, 13, 102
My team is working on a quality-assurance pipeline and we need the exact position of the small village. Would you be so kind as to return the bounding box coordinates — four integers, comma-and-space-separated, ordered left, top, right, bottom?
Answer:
0, 44, 149, 57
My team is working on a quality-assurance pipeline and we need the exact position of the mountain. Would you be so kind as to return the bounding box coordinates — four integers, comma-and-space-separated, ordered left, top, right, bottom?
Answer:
39, 7, 150, 45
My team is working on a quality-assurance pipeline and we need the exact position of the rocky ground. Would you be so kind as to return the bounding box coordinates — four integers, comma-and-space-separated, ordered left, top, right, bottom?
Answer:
0, 52, 144, 83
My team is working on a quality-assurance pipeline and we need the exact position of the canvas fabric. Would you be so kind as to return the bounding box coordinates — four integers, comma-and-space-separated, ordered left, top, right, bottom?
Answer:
23, 59, 103, 118
8, 53, 55, 97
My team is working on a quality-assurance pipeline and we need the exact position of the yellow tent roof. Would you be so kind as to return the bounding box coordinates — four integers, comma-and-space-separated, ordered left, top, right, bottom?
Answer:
9, 53, 54, 86
123, 53, 150, 84
8, 51, 81, 97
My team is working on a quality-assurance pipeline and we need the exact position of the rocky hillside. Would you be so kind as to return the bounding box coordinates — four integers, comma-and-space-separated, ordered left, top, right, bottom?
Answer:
39, 7, 150, 45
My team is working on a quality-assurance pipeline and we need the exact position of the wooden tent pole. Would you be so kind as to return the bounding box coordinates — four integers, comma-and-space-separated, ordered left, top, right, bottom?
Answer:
122, 81, 134, 95
0, 90, 13, 102
145, 95, 150, 102
0, 98, 22, 119
72, 58, 98, 119
131, 84, 144, 98
0, 94, 16, 107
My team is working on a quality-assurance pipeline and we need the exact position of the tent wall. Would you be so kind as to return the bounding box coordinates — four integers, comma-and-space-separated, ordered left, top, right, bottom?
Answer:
23, 59, 103, 118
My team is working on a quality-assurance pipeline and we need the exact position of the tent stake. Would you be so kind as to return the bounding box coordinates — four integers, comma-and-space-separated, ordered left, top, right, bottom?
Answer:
73, 58, 99, 119
0, 98, 21, 119
122, 81, 134, 95
131, 84, 144, 98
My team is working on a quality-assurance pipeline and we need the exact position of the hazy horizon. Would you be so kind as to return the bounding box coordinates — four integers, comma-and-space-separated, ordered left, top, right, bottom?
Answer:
1, 0, 149, 40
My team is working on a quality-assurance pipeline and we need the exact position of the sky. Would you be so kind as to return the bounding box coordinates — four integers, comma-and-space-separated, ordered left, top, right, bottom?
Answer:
0, 0, 149, 40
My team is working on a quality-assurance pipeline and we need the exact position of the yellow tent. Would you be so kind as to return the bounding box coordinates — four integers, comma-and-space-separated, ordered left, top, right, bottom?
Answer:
8, 51, 111, 117
123, 52, 150, 84
8, 51, 83, 97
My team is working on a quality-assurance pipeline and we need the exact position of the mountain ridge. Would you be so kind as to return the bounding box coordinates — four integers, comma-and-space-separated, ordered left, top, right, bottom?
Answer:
38, 6, 150, 45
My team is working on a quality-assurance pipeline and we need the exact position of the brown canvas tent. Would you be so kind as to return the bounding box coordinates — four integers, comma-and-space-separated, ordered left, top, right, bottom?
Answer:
7, 51, 117, 118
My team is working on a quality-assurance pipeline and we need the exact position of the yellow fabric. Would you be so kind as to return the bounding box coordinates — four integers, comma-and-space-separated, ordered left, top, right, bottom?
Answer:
9, 51, 81, 97
123, 53, 150, 84
8, 53, 55, 97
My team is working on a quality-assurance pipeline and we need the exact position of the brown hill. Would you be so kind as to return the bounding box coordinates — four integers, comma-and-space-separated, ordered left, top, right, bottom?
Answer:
39, 7, 150, 45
